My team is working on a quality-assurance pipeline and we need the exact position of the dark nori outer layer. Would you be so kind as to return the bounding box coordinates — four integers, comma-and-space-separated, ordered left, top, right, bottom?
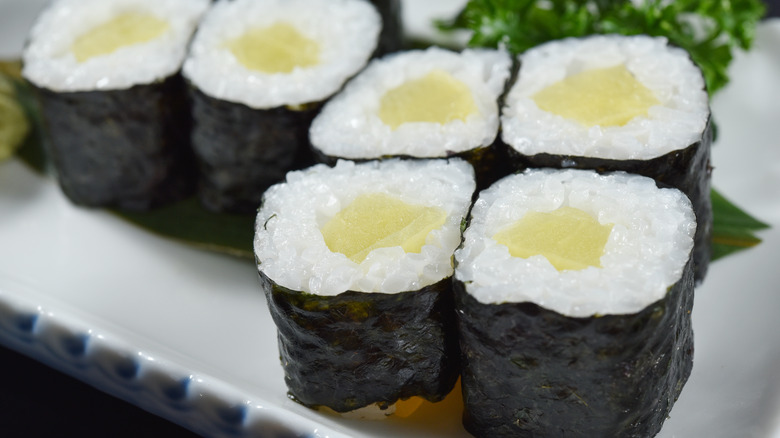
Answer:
259, 270, 461, 413
370, 0, 403, 56
189, 86, 319, 214
35, 75, 196, 210
311, 142, 510, 192
505, 117, 712, 283
455, 258, 695, 438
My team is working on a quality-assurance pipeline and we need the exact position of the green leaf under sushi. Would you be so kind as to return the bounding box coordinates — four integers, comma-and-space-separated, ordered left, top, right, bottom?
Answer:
710, 189, 769, 261
438, 0, 766, 94
112, 197, 256, 259
1, 61, 41, 169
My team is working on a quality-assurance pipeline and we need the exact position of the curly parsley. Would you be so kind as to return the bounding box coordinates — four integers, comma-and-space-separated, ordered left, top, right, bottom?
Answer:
440, 0, 766, 94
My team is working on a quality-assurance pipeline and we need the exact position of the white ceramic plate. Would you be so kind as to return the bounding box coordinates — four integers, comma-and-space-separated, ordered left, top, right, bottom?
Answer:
1, 1, 780, 437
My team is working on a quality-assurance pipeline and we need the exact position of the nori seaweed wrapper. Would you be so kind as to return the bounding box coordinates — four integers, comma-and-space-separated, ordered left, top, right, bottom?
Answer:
189, 85, 319, 214
311, 141, 510, 192
506, 117, 712, 283
259, 270, 461, 413
454, 258, 695, 438
34, 74, 196, 210
370, 0, 403, 56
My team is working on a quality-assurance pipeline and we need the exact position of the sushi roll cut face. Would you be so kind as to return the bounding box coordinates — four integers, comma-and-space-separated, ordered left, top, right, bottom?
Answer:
309, 47, 512, 158
456, 168, 696, 316
183, 0, 382, 109
501, 34, 710, 161
254, 159, 476, 295
22, 0, 210, 92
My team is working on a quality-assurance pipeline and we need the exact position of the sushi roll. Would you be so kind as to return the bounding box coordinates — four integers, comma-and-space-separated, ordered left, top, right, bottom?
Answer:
501, 34, 712, 282
309, 47, 512, 189
254, 158, 475, 416
183, 0, 382, 213
22, 0, 209, 210
454, 168, 696, 437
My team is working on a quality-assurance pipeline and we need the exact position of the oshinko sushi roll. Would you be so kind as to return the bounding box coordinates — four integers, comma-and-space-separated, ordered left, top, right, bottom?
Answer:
183, 0, 382, 213
22, 0, 209, 209
501, 34, 712, 282
254, 159, 475, 416
309, 47, 512, 188
454, 168, 696, 437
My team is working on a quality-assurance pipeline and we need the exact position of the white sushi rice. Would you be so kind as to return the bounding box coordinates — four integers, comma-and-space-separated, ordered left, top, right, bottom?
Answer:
254, 159, 476, 295
183, 0, 381, 109
309, 47, 512, 158
501, 34, 710, 160
22, 0, 209, 92
455, 168, 696, 317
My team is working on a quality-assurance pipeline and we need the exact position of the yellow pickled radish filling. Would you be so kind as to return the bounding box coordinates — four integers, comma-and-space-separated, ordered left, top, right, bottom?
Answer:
317, 396, 424, 418
71, 12, 169, 63
531, 64, 661, 127
320, 193, 447, 264
392, 397, 424, 418
493, 206, 613, 271
378, 69, 478, 129
226, 22, 320, 74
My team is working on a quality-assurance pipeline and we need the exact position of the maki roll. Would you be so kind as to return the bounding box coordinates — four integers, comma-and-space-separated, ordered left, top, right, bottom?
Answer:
182, 0, 382, 213
501, 34, 712, 282
309, 47, 512, 188
454, 168, 696, 437
254, 159, 475, 416
22, 0, 209, 210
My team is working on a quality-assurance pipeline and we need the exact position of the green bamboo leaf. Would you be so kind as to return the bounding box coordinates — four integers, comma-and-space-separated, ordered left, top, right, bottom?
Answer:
1, 60, 48, 173
712, 188, 770, 231
113, 197, 256, 259
0, 60, 22, 80
0, 61, 31, 163
710, 188, 769, 261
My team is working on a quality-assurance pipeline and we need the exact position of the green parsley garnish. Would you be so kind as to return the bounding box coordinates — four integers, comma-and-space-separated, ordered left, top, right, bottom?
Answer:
440, 0, 766, 94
